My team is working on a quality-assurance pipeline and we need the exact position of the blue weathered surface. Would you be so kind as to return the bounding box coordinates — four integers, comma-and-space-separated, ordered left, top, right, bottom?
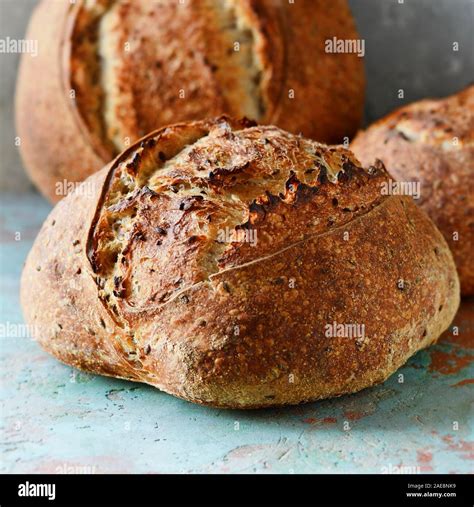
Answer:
1, 193, 472, 474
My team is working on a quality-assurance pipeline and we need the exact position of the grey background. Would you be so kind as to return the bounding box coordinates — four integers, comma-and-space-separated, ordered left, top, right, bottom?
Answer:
0, 0, 473, 193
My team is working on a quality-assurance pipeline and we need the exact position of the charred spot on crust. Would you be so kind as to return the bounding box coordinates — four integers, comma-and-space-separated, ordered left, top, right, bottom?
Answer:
125, 152, 142, 175
339, 160, 358, 181
208, 161, 251, 183
179, 195, 204, 211
248, 201, 267, 223
284, 171, 320, 204
140, 138, 157, 150
317, 166, 329, 184
285, 171, 299, 193
367, 159, 386, 177
187, 235, 200, 244
264, 191, 281, 206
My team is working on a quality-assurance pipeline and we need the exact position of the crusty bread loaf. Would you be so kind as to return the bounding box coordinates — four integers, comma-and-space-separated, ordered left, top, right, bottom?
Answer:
21, 117, 459, 408
352, 85, 474, 296
15, 0, 365, 203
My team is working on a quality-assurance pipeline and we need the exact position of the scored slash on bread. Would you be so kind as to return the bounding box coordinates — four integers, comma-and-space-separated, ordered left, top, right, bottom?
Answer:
89, 117, 388, 318
21, 117, 460, 408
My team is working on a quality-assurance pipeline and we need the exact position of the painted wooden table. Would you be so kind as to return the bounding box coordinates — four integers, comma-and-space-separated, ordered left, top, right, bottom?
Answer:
1, 193, 472, 474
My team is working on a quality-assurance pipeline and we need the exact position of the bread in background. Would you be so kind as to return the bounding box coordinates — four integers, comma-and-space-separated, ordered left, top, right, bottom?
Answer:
15, 0, 365, 202
352, 85, 474, 295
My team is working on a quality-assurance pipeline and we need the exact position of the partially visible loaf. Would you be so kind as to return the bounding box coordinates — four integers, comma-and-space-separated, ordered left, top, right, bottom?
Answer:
21, 117, 459, 408
16, 0, 365, 202
352, 85, 474, 295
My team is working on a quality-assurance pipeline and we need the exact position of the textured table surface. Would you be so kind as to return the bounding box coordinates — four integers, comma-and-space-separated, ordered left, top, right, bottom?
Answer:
1, 193, 472, 474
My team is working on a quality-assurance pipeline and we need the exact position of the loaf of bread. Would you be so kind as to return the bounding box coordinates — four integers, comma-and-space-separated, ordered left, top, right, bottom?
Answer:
352, 85, 474, 295
15, 0, 365, 203
21, 117, 460, 408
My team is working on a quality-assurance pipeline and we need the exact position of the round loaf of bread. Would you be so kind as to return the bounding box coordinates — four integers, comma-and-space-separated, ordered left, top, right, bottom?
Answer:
15, 0, 365, 203
21, 117, 460, 408
352, 85, 474, 295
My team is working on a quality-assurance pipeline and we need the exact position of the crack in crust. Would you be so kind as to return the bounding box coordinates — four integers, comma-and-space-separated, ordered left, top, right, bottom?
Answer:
88, 116, 391, 328
68, 0, 116, 155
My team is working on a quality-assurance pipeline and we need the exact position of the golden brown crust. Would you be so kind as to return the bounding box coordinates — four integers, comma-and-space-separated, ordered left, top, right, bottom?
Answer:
351, 85, 474, 295
15, 0, 106, 202
21, 118, 460, 408
16, 0, 364, 203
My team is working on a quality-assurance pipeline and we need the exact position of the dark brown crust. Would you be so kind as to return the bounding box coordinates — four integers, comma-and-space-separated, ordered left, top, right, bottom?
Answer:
21, 118, 460, 408
352, 85, 474, 295
16, 0, 364, 203
267, 0, 365, 142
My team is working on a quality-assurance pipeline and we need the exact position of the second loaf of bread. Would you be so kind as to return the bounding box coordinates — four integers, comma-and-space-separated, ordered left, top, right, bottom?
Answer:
352, 86, 474, 295
16, 0, 365, 202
